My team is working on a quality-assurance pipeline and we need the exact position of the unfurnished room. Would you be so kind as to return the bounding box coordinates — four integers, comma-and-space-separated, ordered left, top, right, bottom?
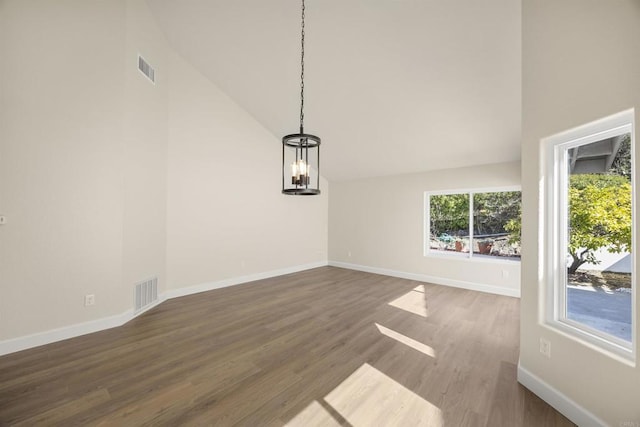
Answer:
0, 0, 639, 426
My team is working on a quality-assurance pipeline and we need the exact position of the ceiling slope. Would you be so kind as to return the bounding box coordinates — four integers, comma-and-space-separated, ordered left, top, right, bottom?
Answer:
146, 0, 521, 181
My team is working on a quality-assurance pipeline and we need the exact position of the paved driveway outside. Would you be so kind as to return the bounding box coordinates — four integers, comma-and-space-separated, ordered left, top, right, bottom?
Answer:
567, 285, 632, 342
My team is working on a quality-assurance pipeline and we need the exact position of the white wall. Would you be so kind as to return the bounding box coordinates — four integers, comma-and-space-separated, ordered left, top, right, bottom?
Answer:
122, 0, 169, 297
165, 50, 328, 290
0, 0, 328, 347
329, 162, 521, 296
0, 0, 128, 340
521, 0, 640, 425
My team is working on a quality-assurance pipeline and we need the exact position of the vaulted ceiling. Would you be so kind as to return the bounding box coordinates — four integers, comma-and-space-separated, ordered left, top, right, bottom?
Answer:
146, 0, 521, 181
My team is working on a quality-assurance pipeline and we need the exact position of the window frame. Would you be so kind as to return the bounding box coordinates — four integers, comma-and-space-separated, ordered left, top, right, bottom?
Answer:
423, 186, 522, 263
543, 109, 636, 362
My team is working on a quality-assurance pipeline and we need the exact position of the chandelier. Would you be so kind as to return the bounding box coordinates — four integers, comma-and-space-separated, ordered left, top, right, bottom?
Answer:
282, 0, 321, 195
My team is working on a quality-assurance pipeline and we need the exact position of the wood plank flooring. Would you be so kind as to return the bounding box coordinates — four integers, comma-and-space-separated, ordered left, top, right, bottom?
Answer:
0, 267, 574, 426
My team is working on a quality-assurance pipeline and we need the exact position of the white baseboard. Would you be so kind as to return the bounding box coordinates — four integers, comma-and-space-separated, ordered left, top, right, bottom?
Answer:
0, 260, 513, 356
0, 261, 328, 357
0, 309, 133, 357
517, 363, 606, 427
165, 261, 329, 299
328, 261, 520, 298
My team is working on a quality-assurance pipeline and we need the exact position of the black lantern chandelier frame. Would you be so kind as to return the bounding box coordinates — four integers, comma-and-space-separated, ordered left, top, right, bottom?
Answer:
282, 0, 321, 195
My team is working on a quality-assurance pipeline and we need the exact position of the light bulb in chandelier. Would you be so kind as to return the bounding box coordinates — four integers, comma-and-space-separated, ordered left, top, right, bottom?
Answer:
293, 158, 311, 186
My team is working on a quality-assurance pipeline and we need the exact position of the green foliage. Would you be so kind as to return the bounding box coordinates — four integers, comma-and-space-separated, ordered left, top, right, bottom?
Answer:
570, 172, 630, 191
430, 191, 522, 244
429, 194, 469, 237
429, 171, 631, 271
473, 191, 521, 236
567, 173, 632, 273
505, 217, 521, 245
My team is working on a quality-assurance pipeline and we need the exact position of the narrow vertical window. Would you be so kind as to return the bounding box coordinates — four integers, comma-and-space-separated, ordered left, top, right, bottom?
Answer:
546, 109, 635, 358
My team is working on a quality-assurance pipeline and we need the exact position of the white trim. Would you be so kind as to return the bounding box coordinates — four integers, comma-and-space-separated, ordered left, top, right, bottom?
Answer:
0, 261, 328, 357
165, 261, 328, 299
0, 309, 133, 357
423, 191, 430, 257
425, 185, 522, 196
544, 109, 633, 147
424, 250, 521, 265
328, 261, 520, 298
542, 108, 636, 362
517, 363, 607, 427
424, 186, 522, 261
541, 319, 636, 367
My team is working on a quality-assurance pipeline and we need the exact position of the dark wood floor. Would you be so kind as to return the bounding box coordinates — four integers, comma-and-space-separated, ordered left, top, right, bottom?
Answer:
0, 267, 574, 426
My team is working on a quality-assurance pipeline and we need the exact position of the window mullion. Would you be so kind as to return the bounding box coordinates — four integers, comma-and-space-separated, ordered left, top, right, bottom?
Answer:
425, 193, 430, 256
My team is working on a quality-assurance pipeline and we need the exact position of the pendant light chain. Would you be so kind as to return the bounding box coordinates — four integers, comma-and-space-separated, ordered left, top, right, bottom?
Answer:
299, 0, 305, 133
281, 0, 320, 196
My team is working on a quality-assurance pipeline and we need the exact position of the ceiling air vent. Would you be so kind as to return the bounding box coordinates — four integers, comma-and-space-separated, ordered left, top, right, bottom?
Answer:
138, 55, 155, 84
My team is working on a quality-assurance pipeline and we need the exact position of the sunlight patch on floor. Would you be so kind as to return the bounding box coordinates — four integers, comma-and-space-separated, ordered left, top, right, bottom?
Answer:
388, 285, 428, 317
285, 401, 341, 427
375, 323, 436, 358
324, 363, 443, 426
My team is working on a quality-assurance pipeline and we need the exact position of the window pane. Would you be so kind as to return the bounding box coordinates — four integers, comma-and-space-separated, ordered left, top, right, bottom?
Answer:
429, 194, 469, 254
472, 192, 521, 259
565, 133, 632, 343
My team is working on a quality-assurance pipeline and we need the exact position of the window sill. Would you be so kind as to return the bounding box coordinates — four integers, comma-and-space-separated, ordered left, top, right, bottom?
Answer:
424, 251, 521, 265
542, 318, 635, 367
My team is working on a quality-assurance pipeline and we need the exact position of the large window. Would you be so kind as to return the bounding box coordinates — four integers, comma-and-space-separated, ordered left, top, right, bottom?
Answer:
425, 188, 521, 261
545, 109, 635, 359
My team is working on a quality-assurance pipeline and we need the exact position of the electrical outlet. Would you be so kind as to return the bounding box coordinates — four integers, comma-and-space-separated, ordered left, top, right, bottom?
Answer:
348, 251, 352, 257
539, 338, 551, 358
84, 294, 95, 306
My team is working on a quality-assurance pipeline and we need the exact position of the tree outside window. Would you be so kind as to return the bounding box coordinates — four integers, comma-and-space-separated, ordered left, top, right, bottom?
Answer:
426, 189, 521, 260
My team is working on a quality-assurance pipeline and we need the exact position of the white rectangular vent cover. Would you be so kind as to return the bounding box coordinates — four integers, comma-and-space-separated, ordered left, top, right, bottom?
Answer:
138, 55, 155, 84
135, 277, 158, 313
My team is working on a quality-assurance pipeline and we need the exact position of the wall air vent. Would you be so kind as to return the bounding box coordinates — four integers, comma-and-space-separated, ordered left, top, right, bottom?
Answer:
137, 55, 155, 84
135, 277, 158, 313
